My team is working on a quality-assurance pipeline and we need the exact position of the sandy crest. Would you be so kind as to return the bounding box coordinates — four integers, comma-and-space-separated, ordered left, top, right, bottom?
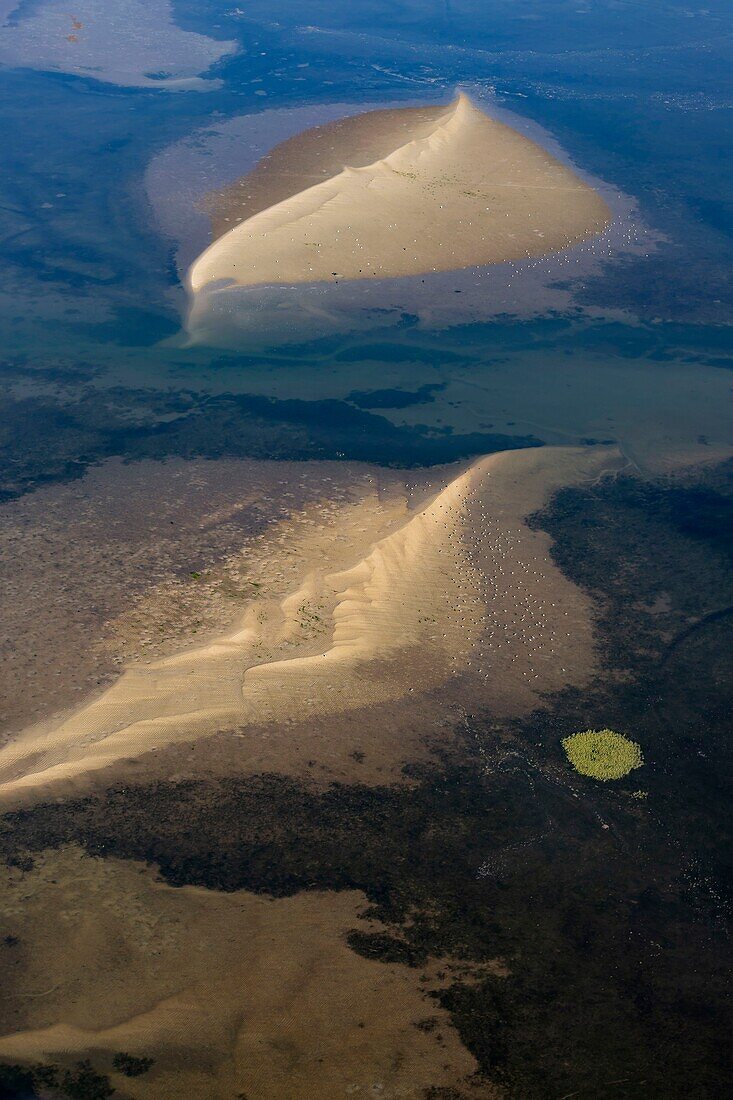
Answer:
0, 445, 623, 803
187, 94, 609, 320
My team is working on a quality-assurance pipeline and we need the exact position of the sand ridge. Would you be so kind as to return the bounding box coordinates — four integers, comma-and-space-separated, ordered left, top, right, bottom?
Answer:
199, 102, 454, 243
0, 458, 399, 740
186, 94, 610, 340
0, 445, 623, 803
0, 460, 481, 797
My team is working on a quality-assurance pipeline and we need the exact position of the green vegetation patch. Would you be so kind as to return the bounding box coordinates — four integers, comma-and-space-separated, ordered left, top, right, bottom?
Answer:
562, 729, 643, 781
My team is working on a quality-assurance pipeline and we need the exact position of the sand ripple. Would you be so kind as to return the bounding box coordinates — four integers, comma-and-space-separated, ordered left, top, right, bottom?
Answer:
0, 446, 623, 801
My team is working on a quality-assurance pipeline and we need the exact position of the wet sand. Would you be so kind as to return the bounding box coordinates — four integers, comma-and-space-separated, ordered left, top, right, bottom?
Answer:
0, 0, 235, 90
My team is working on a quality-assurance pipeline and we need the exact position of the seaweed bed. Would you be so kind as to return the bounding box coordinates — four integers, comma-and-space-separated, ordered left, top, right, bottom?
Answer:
0, 384, 540, 503
1, 464, 732, 1098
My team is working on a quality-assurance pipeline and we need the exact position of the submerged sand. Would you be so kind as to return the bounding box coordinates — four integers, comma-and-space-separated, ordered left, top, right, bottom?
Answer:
187, 93, 609, 306
0, 0, 235, 90
0, 847, 495, 1099
0, 445, 623, 804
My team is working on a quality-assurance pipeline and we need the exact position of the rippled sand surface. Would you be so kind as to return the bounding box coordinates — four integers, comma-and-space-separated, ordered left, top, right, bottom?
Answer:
0, 445, 621, 803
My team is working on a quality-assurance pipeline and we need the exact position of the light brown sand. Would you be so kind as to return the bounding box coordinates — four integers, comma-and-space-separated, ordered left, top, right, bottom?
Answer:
188, 94, 610, 295
200, 103, 452, 243
0, 457, 406, 739
0, 445, 624, 804
0, 847, 497, 1099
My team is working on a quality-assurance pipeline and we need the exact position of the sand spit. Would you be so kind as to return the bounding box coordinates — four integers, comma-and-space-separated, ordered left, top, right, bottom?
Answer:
0, 445, 622, 803
0, 847, 492, 1099
186, 94, 610, 340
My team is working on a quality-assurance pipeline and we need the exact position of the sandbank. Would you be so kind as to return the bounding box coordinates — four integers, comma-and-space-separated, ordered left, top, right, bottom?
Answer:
0, 847, 490, 1098
0, 444, 623, 803
0, 457, 393, 739
145, 94, 648, 350
0, 0, 235, 90
188, 93, 610, 301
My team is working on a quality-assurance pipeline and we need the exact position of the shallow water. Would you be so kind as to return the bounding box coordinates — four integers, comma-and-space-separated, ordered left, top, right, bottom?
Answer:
0, 2, 731, 1098
0, 0, 730, 476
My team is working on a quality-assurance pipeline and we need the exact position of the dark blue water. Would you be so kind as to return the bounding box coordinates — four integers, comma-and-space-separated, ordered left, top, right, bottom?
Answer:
0, 0, 730, 493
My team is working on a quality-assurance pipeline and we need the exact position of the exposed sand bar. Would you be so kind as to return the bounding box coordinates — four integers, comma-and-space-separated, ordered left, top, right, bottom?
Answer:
143, 93, 643, 348
200, 102, 455, 244
0, 445, 623, 803
0, 458, 391, 740
189, 94, 610, 298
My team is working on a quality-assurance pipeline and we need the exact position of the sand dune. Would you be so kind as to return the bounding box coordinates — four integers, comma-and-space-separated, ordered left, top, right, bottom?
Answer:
186, 94, 610, 340
0, 445, 622, 802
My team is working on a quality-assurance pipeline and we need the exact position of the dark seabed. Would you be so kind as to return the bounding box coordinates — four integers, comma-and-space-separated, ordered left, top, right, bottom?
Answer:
0, 1, 731, 1098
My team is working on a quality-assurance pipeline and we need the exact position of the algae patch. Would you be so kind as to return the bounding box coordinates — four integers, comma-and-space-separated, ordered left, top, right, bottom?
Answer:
562, 729, 643, 781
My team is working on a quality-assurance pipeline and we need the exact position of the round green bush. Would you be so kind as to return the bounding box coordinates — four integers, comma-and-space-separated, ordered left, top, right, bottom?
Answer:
561, 729, 643, 781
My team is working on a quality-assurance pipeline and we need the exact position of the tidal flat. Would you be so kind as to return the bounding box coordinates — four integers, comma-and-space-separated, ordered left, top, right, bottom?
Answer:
0, 457, 731, 1097
0, 1, 732, 1095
